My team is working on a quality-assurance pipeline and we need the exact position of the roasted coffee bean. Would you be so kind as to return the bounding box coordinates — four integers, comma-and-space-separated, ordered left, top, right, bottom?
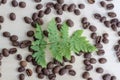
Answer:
26, 55, 32, 62
68, 69, 76, 76
19, 74, 25, 80
66, 19, 74, 27
19, 40, 31, 48
102, 74, 111, 80
116, 51, 120, 57
90, 58, 97, 64
9, 12, 16, 21
94, 13, 101, 20
97, 49, 105, 56
87, 0, 95, 4
114, 45, 120, 51
16, 54, 22, 60
1, 0, 7, 4
36, 65, 42, 73
48, 74, 56, 80
100, 1, 106, 7
81, 17, 87, 23
100, 16, 106, 22
47, 62, 54, 69
54, 3, 62, 10
96, 36, 102, 44
52, 66, 60, 74
44, 7, 51, 15
38, 11, 44, 18
74, 9, 80, 15
85, 64, 93, 71
106, 3, 114, 10
111, 24, 117, 31
69, 56, 75, 63
19, 1, 26, 8
110, 18, 118, 24
38, 73, 44, 79
87, 78, 93, 80
68, 4, 76, 12
89, 25, 97, 32
95, 43, 103, 49
42, 68, 50, 75
35, 18, 44, 25
57, 0, 64, 4
56, 9, 63, 15
82, 22, 90, 29
59, 68, 67, 75
96, 67, 104, 73
111, 76, 117, 80
65, 65, 73, 69
9, 48, 17, 54
78, 4, 85, 9
32, 13, 38, 21
3, 31, 11, 37
82, 71, 90, 79
34, 0, 41, 2
46, 2, 54, 8
103, 33, 109, 38
43, 30, 48, 37
62, 4, 68, 11
2, 48, 9, 57
18, 66, 25, 72
99, 58, 107, 64
84, 53, 91, 59
10, 35, 18, 41
117, 22, 120, 27
27, 30, 34, 37
36, 4, 43, 10
12, 41, 19, 46
57, 24, 62, 30
26, 69, 32, 76
20, 61, 27, 67
104, 21, 111, 27
55, 17, 61, 23
91, 32, 97, 39
24, 17, 32, 24
118, 40, 120, 44
83, 59, 90, 65
0, 16, 4, 23
0, 53, 3, 60
102, 37, 109, 44
11, 0, 18, 7
108, 12, 117, 18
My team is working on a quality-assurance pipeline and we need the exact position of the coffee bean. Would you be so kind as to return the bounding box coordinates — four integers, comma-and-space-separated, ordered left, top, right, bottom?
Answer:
97, 49, 105, 56
9, 48, 17, 54
55, 17, 61, 23
110, 18, 118, 24
81, 17, 88, 23
111, 24, 117, 31
36, 65, 42, 73
116, 22, 120, 28
0, 16, 4, 23
100, 16, 106, 22
20, 61, 27, 67
96, 67, 104, 73
44, 7, 51, 15
16, 54, 22, 60
11, 0, 18, 7
59, 68, 67, 75
35, 18, 44, 25
27, 30, 34, 37
78, 4, 85, 9
95, 36, 102, 44
57, 24, 62, 30
24, 17, 32, 24
54, 3, 62, 10
19, 1, 26, 8
99, 58, 107, 64
104, 21, 111, 27
2, 48, 9, 57
12, 41, 19, 46
89, 25, 97, 32
90, 58, 97, 64
68, 69, 76, 76
19, 40, 31, 48
65, 65, 73, 69
1, 0, 7, 4
102, 37, 109, 44
111, 76, 117, 80
94, 13, 101, 20
26, 55, 32, 62
84, 59, 91, 65
3, 31, 11, 37
102, 74, 111, 80
57, 0, 64, 4
100, 1, 106, 7
38, 73, 44, 79
82, 22, 90, 29
9, 12, 16, 21
91, 32, 97, 39
69, 56, 75, 63
74, 9, 80, 15
56, 9, 63, 15
52, 66, 60, 74
68, 4, 76, 12
34, 0, 41, 2
106, 3, 114, 10
82, 71, 90, 79
47, 62, 54, 69
18, 66, 25, 72
19, 74, 25, 80
62, 4, 68, 11
10, 35, 18, 41
32, 59, 37, 66
87, 78, 93, 80
116, 51, 120, 57
84, 53, 91, 59
118, 40, 120, 44
37, 11, 44, 18
48, 74, 56, 80
32, 13, 38, 21
95, 43, 103, 49
26, 69, 32, 76
87, 0, 95, 4
36, 4, 43, 10
66, 19, 74, 27
42, 68, 50, 75
103, 33, 109, 38
108, 12, 117, 18
46, 2, 54, 8
114, 45, 120, 51
85, 64, 93, 71
43, 30, 48, 37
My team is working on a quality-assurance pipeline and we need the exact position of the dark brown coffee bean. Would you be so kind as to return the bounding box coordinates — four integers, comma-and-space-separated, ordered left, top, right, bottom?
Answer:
97, 49, 105, 56
46, 2, 54, 8
110, 18, 118, 24
84, 53, 91, 59
82, 71, 90, 79
57, 24, 62, 30
0, 16, 4, 23
68, 69, 76, 76
100, 16, 106, 22
116, 22, 120, 27
9, 12, 16, 21
36, 65, 42, 73
12, 41, 19, 46
47, 62, 54, 69
62, 4, 68, 11
104, 21, 111, 27
20, 61, 27, 67
87, 78, 93, 80
54, 3, 62, 10
2, 48, 9, 57
1, 0, 7, 4
32, 13, 38, 21
106, 3, 114, 10
87, 0, 95, 4
111, 24, 117, 31
37, 11, 44, 18
94, 13, 101, 20
91, 32, 97, 39
103, 33, 109, 38
66, 19, 74, 27
99, 58, 107, 64
95, 36, 102, 44
82, 22, 90, 29
81, 17, 88, 23
19, 1, 26, 8
32, 59, 37, 66
19, 74, 25, 80
38, 73, 44, 79
116, 51, 120, 57
44, 7, 51, 15
27, 30, 34, 37
118, 40, 120, 44
102, 37, 109, 44
11, 0, 18, 7
18, 66, 25, 72
74, 9, 80, 15
42, 68, 50, 75
16, 54, 22, 60
43, 30, 48, 37
96, 67, 104, 73
95, 43, 103, 49
10, 35, 18, 41
83, 59, 90, 65
26, 69, 32, 76
26, 55, 32, 62
24, 17, 32, 24
89, 25, 97, 32
102, 74, 111, 80
48, 74, 56, 80
35, 18, 44, 25
65, 65, 73, 69
56, 9, 63, 15
85, 64, 93, 71
90, 58, 97, 64
111, 76, 117, 80
55, 17, 61, 23
19, 40, 31, 48
78, 4, 85, 9
69, 56, 75, 63
114, 45, 120, 51
36, 4, 43, 10
9, 48, 17, 54
34, 0, 41, 2
3, 31, 11, 37
52, 66, 60, 74
59, 68, 67, 75
68, 4, 76, 12
100, 1, 106, 7
108, 12, 117, 18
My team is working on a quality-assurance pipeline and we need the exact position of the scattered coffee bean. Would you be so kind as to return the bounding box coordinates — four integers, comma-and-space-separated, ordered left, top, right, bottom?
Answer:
20, 61, 27, 67
90, 58, 97, 64
82, 71, 90, 79
100, 16, 106, 22
116, 22, 120, 27
110, 18, 118, 24
91, 32, 97, 39
57, 0, 64, 4
44, 7, 51, 15
26, 55, 33, 62
74, 9, 80, 15
27, 30, 34, 37
59, 68, 67, 75
87, 78, 93, 80
75, 52, 83, 56
81, 17, 88, 23
54, 3, 62, 10
38, 73, 44, 79
9, 48, 17, 54
19, 40, 31, 48
95, 43, 103, 49
24, 17, 32, 24
43, 30, 48, 37
87, 0, 95, 4
19, 74, 25, 80
36, 65, 42, 73
47, 62, 54, 69
11, 0, 18, 7
35, 18, 44, 25
12, 41, 19, 46
94, 13, 101, 20
9, 13, 16, 21
46, 2, 54, 8
52, 66, 60, 74
36, 4, 43, 10
19, 1, 26, 8
26, 69, 32, 76
102, 37, 109, 44
84, 53, 91, 59
85, 64, 93, 71
32, 13, 38, 21
18, 66, 25, 72
111, 76, 117, 80
89, 25, 97, 32
55, 17, 61, 23
104, 21, 111, 27
97, 49, 105, 56
100, 1, 106, 7
2, 48, 9, 57
68, 69, 76, 76
103, 33, 109, 38
108, 12, 117, 18
62, 4, 68, 11
56, 9, 63, 15
68, 4, 76, 12
0, 16, 4, 23
114, 45, 120, 51
82, 22, 90, 29
66, 19, 74, 27
10, 35, 18, 41
99, 58, 107, 64
1, 0, 7, 4
84, 59, 91, 65
96, 67, 104, 73
111, 24, 117, 31
102, 74, 111, 80
3, 31, 11, 37
69, 56, 75, 63
78, 4, 85, 9
16, 54, 22, 60
106, 3, 114, 10
57, 24, 62, 30
42, 68, 50, 75
48, 74, 56, 80
65, 65, 73, 69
